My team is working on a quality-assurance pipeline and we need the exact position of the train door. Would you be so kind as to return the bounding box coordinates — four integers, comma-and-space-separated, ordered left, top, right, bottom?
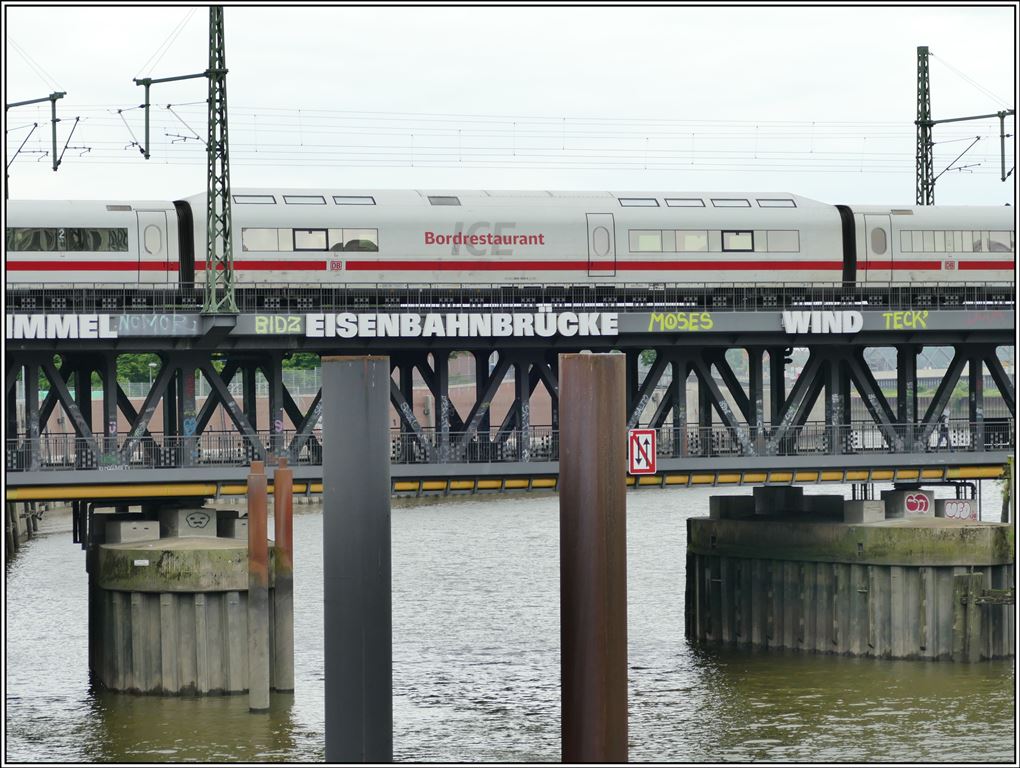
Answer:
587, 213, 616, 277
863, 214, 892, 283
136, 210, 169, 284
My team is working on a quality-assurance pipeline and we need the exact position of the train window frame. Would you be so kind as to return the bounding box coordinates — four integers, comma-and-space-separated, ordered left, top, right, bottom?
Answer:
283, 195, 326, 205
293, 228, 328, 251
333, 195, 377, 206
232, 194, 277, 205
629, 230, 663, 252
5, 226, 128, 252
934, 231, 946, 252
429, 196, 461, 206
242, 228, 281, 252
676, 230, 709, 252
871, 227, 888, 256
664, 198, 704, 207
721, 230, 754, 252
900, 231, 912, 253
144, 225, 162, 255
756, 198, 797, 208
341, 228, 380, 252
712, 198, 751, 208
988, 231, 1012, 252
618, 198, 659, 207
766, 230, 800, 252
911, 231, 923, 252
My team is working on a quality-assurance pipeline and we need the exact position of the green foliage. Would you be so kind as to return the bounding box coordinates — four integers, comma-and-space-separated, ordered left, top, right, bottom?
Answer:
283, 353, 320, 370
115, 353, 162, 383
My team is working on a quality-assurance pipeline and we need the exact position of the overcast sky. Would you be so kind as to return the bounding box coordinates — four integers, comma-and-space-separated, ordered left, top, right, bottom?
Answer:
4, 3, 1016, 205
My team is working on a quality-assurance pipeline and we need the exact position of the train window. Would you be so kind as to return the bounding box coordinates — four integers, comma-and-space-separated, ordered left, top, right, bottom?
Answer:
756, 198, 796, 208
712, 199, 751, 208
429, 196, 461, 206
767, 230, 799, 252
661, 230, 676, 252
961, 231, 973, 252
900, 231, 912, 252
871, 228, 888, 255
629, 230, 662, 252
342, 228, 379, 252
953, 231, 964, 252
283, 195, 326, 205
911, 231, 923, 252
618, 198, 659, 207
294, 229, 328, 251
242, 228, 280, 251
676, 230, 708, 252
5, 227, 128, 252
144, 225, 163, 255
278, 229, 294, 251
333, 195, 376, 205
232, 194, 276, 204
592, 226, 611, 256
721, 231, 754, 251
988, 231, 1012, 252
922, 231, 934, 252
665, 198, 704, 207
972, 231, 985, 252
933, 231, 945, 252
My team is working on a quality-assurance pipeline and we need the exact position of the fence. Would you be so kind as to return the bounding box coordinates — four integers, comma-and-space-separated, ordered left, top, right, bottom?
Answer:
6, 418, 1013, 473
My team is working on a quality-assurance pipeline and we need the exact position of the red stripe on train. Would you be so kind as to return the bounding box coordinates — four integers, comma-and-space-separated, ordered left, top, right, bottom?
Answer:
343, 259, 846, 271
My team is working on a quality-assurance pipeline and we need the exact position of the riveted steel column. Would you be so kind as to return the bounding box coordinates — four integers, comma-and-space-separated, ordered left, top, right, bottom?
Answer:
322, 356, 392, 763
243, 364, 258, 431
75, 360, 93, 433
698, 370, 713, 457
969, 356, 985, 451
475, 351, 492, 436
247, 460, 271, 712
102, 355, 119, 462
180, 364, 197, 468
749, 347, 765, 452
671, 359, 689, 457
825, 358, 844, 455
769, 347, 787, 427
436, 352, 450, 463
267, 353, 285, 459
559, 353, 628, 763
516, 359, 531, 462
897, 345, 918, 451
25, 362, 40, 471
273, 456, 295, 692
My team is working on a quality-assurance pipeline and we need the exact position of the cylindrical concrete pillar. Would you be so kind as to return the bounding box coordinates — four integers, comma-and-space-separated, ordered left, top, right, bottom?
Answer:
558, 353, 628, 763
273, 456, 295, 692
247, 460, 270, 712
322, 356, 392, 763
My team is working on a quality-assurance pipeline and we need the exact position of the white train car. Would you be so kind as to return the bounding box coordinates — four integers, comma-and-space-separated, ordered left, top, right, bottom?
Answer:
851, 204, 1015, 284
187, 189, 845, 286
5, 199, 180, 287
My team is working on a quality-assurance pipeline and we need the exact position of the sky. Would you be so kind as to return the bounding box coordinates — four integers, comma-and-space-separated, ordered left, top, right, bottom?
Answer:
4, 3, 1017, 206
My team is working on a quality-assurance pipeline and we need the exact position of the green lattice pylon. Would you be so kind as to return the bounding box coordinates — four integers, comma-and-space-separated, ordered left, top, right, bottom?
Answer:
203, 5, 237, 313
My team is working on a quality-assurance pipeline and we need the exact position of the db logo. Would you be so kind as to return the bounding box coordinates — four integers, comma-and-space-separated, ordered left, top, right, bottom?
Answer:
905, 493, 930, 514
944, 500, 974, 520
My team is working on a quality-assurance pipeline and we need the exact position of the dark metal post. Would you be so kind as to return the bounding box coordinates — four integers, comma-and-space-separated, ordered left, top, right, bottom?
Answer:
25, 361, 40, 471
515, 359, 531, 462
825, 358, 844, 455
559, 353, 628, 763
102, 355, 118, 462
273, 456, 295, 692
749, 347, 765, 452
970, 356, 985, 451
916, 45, 934, 204
897, 345, 918, 451
436, 352, 450, 463
322, 356, 392, 763
671, 359, 689, 457
698, 372, 713, 457
247, 459, 270, 712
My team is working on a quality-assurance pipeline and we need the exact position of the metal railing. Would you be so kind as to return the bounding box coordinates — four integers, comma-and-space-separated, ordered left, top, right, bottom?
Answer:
6, 418, 1013, 473
5, 281, 1015, 314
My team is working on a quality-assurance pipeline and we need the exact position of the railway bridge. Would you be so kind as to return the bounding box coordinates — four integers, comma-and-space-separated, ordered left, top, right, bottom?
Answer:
5, 282, 1014, 525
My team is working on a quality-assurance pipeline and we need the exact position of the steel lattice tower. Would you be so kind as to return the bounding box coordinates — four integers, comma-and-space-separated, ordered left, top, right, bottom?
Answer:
204, 6, 237, 313
915, 46, 934, 205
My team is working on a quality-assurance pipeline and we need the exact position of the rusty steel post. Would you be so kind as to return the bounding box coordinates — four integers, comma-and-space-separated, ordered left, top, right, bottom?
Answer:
558, 352, 628, 763
273, 456, 295, 692
322, 356, 392, 762
247, 460, 271, 712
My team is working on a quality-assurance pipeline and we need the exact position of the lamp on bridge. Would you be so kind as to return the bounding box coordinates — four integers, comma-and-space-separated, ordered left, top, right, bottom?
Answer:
148, 361, 157, 387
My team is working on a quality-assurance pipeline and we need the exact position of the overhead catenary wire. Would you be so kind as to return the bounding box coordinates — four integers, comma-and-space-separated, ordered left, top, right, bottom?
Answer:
134, 7, 198, 81
7, 38, 63, 94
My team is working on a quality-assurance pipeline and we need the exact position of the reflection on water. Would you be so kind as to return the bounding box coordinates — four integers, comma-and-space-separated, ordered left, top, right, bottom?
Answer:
5, 486, 1015, 763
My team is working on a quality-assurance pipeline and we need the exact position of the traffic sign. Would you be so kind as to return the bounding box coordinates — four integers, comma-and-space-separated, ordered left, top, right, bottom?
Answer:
628, 429, 656, 475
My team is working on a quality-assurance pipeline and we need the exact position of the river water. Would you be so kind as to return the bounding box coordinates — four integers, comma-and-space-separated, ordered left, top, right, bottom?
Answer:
5, 485, 1015, 763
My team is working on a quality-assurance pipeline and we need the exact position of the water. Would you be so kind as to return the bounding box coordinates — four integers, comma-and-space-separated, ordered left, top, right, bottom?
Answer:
5, 486, 1015, 762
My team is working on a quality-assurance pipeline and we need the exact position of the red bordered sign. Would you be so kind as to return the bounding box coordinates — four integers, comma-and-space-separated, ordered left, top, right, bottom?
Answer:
628, 429, 657, 475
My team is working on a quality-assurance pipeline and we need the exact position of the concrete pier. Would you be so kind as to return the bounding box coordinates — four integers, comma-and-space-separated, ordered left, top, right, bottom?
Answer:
688, 492, 1014, 661
89, 505, 293, 695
